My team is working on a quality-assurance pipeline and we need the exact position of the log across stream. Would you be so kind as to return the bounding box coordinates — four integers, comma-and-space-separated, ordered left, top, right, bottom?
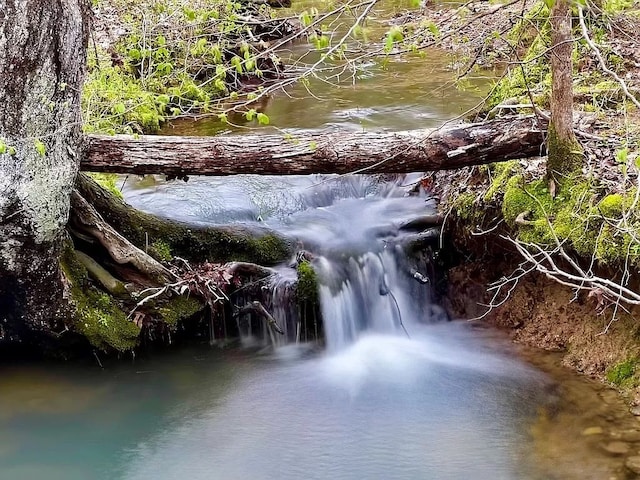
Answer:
83, 116, 547, 176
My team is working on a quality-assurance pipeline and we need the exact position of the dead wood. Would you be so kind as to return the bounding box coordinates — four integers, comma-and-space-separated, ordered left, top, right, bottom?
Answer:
82, 116, 547, 177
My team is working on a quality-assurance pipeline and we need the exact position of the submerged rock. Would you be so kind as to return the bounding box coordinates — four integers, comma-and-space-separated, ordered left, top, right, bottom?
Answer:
625, 456, 640, 474
582, 426, 604, 436
601, 441, 631, 456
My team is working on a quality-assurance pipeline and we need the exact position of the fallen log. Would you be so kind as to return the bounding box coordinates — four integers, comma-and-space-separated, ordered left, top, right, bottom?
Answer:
83, 116, 547, 176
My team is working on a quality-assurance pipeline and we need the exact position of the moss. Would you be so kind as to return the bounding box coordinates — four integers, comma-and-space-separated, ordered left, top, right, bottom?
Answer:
296, 261, 319, 304
502, 174, 603, 247
61, 244, 140, 352
547, 123, 584, 177
484, 161, 521, 202
248, 234, 292, 266
452, 192, 481, 222
158, 295, 204, 326
502, 175, 554, 225
598, 193, 624, 217
75, 290, 140, 352
606, 358, 637, 387
89, 173, 123, 199
148, 240, 173, 262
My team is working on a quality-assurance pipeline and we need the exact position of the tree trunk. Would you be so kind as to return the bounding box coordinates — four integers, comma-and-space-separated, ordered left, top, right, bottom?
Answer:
0, 1, 90, 346
82, 116, 547, 176
548, 0, 582, 179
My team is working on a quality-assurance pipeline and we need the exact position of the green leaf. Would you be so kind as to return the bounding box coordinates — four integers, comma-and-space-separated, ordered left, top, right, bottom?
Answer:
300, 11, 312, 27
218, 112, 228, 124
384, 33, 394, 53
0, 140, 6, 154
34, 139, 46, 157
128, 48, 141, 60
615, 147, 628, 164
214, 78, 226, 91
426, 21, 440, 38
231, 56, 243, 73
256, 112, 270, 125
245, 109, 257, 121
8, 146, 16, 156
113, 103, 126, 115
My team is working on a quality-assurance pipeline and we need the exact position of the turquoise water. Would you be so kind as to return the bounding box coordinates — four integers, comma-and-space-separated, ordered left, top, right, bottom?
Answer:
0, 324, 554, 480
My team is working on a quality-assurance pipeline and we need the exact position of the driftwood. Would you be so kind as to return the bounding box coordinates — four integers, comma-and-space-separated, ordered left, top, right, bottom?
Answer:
83, 116, 547, 176
234, 300, 285, 335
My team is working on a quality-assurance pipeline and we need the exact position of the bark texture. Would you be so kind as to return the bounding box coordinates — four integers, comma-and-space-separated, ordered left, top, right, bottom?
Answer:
547, 0, 582, 178
0, 0, 90, 344
83, 116, 547, 176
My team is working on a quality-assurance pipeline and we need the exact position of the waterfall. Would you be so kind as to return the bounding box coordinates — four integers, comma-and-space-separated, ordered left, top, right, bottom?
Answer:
315, 244, 441, 351
123, 172, 443, 348
272, 174, 445, 350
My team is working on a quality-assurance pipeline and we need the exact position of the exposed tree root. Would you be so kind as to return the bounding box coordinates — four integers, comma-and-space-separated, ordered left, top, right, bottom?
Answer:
70, 190, 175, 284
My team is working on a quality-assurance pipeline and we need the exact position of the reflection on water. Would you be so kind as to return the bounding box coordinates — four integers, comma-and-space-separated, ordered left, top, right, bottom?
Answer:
159, 0, 494, 136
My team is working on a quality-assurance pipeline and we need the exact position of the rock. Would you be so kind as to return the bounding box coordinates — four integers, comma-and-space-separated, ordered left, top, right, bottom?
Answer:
600, 389, 620, 404
583, 426, 604, 436
618, 430, 640, 442
626, 456, 640, 474
602, 441, 631, 456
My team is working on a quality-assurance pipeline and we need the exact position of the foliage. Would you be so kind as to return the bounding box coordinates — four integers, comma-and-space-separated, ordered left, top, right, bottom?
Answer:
89, 173, 123, 199
488, 2, 551, 109
84, 0, 279, 133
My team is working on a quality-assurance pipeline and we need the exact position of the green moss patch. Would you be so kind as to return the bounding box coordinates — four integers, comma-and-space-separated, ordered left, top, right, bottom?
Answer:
61, 245, 140, 352
296, 261, 319, 304
158, 295, 204, 326
606, 358, 638, 387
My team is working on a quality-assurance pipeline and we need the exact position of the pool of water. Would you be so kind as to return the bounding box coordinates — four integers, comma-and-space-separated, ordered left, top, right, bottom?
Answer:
1, 324, 636, 480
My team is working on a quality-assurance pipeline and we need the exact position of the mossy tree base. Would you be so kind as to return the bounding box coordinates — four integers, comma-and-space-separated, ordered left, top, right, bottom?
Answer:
547, 122, 584, 180
54, 174, 295, 355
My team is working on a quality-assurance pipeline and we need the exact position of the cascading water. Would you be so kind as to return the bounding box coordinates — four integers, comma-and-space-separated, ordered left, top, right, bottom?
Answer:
123, 173, 443, 348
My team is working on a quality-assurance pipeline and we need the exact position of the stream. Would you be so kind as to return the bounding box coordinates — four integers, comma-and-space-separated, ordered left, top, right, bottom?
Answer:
1, 2, 639, 479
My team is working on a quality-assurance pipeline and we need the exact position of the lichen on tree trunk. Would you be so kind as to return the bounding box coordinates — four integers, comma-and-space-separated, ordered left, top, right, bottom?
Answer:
0, 0, 90, 346
547, 0, 583, 180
